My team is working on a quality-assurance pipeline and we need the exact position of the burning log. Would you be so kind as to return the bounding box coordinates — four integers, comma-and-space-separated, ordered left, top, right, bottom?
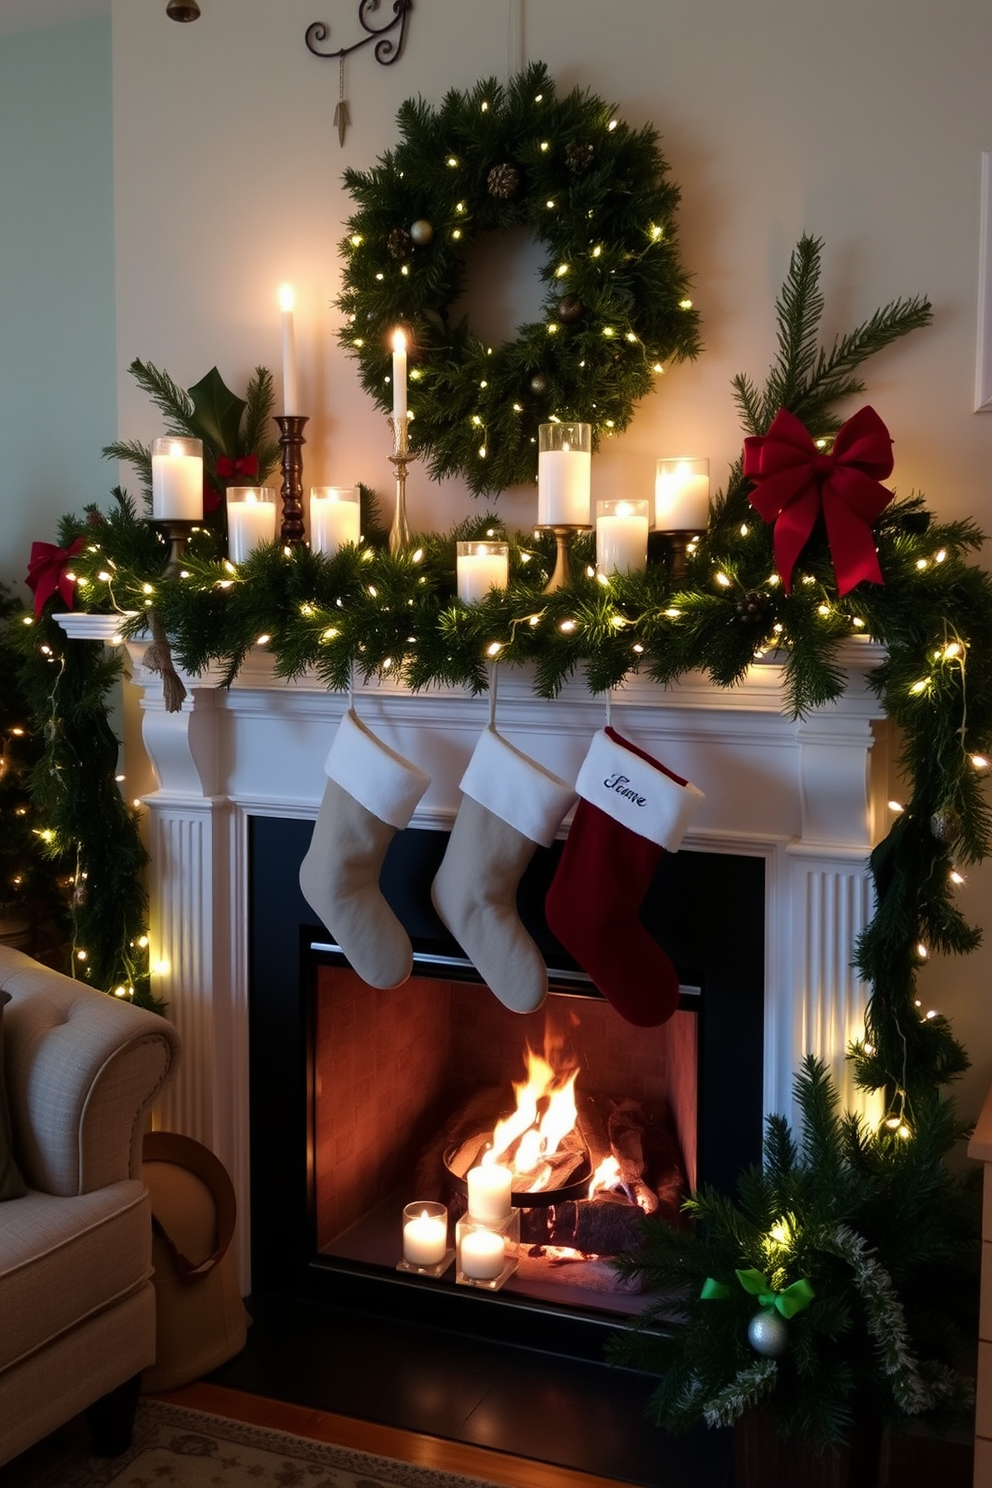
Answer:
548, 1194, 645, 1255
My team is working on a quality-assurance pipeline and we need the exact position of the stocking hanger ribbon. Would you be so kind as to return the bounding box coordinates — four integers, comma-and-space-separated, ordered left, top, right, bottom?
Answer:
701, 1268, 815, 1318
743, 405, 894, 596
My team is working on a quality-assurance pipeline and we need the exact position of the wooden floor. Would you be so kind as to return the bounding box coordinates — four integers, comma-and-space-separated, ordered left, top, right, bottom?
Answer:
155, 1380, 975, 1488
156, 1380, 636, 1488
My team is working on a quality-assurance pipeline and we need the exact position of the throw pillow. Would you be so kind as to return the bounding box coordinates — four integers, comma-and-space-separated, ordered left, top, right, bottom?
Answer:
0, 990, 27, 1200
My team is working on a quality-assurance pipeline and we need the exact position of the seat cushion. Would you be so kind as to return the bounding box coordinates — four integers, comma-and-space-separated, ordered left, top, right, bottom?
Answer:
0, 1178, 151, 1373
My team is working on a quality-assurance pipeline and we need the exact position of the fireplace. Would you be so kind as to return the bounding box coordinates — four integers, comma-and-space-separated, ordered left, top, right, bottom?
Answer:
115, 636, 891, 1312
246, 811, 764, 1352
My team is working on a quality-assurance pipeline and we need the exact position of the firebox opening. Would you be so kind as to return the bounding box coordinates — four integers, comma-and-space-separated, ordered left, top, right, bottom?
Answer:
312, 961, 698, 1318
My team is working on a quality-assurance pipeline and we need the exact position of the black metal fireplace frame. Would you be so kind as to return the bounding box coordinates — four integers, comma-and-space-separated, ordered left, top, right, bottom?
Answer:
247, 816, 764, 1359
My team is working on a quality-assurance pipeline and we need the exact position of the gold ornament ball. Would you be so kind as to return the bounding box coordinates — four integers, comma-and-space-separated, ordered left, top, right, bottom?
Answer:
530, 373, 548, 396
410, 219, 434, 247
747, 1309, 789, 1357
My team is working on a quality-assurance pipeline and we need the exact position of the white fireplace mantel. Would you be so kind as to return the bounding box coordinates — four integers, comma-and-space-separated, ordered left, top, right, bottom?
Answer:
115, 633, 891, 1285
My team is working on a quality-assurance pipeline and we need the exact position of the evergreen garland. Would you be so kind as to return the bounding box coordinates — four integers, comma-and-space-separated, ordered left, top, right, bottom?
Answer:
606, 1057, 977, 1451
338, 61, 700, 495
12, 238, 992, 1103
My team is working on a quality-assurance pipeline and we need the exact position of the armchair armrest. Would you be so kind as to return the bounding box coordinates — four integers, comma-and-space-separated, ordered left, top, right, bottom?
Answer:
0, 947, 180, 1196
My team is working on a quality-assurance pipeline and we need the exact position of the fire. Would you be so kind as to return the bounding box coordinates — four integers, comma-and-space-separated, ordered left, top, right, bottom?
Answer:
588, 1154, 622, 1200
489, 1044, 579, 1192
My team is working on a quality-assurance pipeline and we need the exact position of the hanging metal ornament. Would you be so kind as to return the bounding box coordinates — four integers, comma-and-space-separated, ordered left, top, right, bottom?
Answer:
747, 1308, 789, 1357
306, 1, 413, 144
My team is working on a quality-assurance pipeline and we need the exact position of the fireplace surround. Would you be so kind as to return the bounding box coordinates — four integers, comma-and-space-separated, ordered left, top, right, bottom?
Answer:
114, 634, 892, 1297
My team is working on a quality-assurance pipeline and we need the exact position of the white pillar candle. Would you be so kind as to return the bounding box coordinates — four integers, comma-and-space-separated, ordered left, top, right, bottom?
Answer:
227, 487, 276, 564
459, 1228, 506, 1281
655, 458, 710, 530
279, 283, 299, 416
596, 499, 649, 574
456, 541, 509, 603
310, 487, 360, 557
151, 438, 203, 520
537, 423, 591, 527
391, 328, 407, 423
467, 1160, 513, 1223
402, 1207, 448, 1267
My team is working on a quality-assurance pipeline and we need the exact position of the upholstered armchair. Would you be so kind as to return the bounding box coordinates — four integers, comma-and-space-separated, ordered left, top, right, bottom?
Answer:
0, 945, 180, 1468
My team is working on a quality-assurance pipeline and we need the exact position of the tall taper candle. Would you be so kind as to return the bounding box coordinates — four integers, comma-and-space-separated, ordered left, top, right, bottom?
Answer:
279, 283, 299, 416
391, 328, 407, 423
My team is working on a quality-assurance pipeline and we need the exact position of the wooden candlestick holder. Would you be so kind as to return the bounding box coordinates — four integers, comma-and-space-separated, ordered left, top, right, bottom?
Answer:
656, 528, 706, 584
276, 415, 309, 546
152, 517, 197, 578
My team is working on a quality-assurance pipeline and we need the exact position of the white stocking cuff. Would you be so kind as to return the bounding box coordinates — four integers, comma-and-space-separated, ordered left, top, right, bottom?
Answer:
575, 728, 704, 850
460, 727, 577, 847
324, 709, 430, 829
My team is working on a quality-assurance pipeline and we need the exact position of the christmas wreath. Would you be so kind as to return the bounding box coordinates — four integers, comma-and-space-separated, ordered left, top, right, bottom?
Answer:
337, 61, 700, 496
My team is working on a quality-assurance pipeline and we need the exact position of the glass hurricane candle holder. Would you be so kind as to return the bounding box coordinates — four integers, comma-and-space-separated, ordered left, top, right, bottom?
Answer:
310, 486, 360, 557
397, 1201, 454, 1278
537, 422, 592, 527
596, 498, 649, 574
455, 1209, 520, 1291
151, 437, 203, 521
456, 541, 509, 604
654, 457, 710, 531
226, 487, 276, 564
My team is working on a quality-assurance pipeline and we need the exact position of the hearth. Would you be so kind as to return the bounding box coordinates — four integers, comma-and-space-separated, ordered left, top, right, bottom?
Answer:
247, 816, 764, 1356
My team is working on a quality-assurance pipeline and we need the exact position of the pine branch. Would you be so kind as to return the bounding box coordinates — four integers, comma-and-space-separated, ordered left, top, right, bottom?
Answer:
126, 357, 195, 431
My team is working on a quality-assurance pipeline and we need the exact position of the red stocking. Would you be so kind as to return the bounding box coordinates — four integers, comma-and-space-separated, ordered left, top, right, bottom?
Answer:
545, 727, 704, 1026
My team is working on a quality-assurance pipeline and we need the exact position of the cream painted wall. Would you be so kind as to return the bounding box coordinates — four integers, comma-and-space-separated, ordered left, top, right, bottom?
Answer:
110, 0, 992, 1119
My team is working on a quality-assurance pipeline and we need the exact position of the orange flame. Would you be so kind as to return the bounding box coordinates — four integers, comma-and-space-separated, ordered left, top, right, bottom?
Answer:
489, 1043, 579, 1193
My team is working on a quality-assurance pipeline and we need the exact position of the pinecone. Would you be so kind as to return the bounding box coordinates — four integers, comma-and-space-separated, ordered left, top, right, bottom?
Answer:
565, 141, 595, 174
387, 227, 413, 261
930, 807, 962, 844
487, 162, 521, 200
736, 590, 772, 626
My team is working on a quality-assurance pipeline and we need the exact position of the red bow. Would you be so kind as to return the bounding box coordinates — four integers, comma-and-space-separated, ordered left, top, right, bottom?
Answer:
25, 536, 85, 619
743, 406, 894, 596
215, 453, 259, 480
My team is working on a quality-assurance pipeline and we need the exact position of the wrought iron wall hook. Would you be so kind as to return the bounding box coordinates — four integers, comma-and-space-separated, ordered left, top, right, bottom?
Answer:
305, 0, 413, 66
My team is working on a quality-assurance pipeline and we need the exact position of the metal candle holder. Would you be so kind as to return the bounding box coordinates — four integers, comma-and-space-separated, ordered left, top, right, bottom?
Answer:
275, 415, 309, 546
536, 524, 592, 593
387, 414, 414, 555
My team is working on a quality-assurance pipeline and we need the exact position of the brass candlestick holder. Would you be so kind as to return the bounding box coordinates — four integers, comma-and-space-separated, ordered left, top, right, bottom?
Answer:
536, 524, 592, 593
656, 528, 706, 584
387, 414, 414, 555
276, 415, 309, 546
152, 517, 197, 578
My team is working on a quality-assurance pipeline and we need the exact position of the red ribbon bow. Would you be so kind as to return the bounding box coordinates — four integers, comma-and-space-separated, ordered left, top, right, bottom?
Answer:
25, 536, 85, 619
743, 406, 894, 596
215, 453, 259, 480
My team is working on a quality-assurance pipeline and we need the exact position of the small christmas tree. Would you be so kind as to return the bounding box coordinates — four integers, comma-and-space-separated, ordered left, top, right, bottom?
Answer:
607, 1057, 977, 1453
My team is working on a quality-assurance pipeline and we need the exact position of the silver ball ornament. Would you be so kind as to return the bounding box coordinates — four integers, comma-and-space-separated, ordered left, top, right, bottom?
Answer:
747, 1309, 789, 1357
410, 219, 434, 247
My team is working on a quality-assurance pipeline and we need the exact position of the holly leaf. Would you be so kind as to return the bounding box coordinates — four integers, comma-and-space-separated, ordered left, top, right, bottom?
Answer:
187, 366, 246, 457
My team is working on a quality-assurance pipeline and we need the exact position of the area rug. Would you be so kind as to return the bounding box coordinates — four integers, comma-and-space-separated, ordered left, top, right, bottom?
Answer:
0, 1399, 504, 1488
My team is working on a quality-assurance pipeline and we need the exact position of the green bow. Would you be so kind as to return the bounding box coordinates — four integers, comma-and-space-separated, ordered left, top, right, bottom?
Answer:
700, 1269, 814, 1318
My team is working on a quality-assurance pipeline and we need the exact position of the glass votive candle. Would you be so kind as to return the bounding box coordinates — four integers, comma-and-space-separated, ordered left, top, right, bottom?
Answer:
537, 422, 592, 527
596, 498, 649, 574
455, 1209, 520, 1291
310, 486, 360, 557
654, 457, 710, 531
456, 541, 509, 604
398, 1201, 453, 1278
151, 437, 203, 521
226, 487, 276, 564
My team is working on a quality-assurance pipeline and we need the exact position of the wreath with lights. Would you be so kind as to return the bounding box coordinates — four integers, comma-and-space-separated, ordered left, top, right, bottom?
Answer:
337, 61, 701, 496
